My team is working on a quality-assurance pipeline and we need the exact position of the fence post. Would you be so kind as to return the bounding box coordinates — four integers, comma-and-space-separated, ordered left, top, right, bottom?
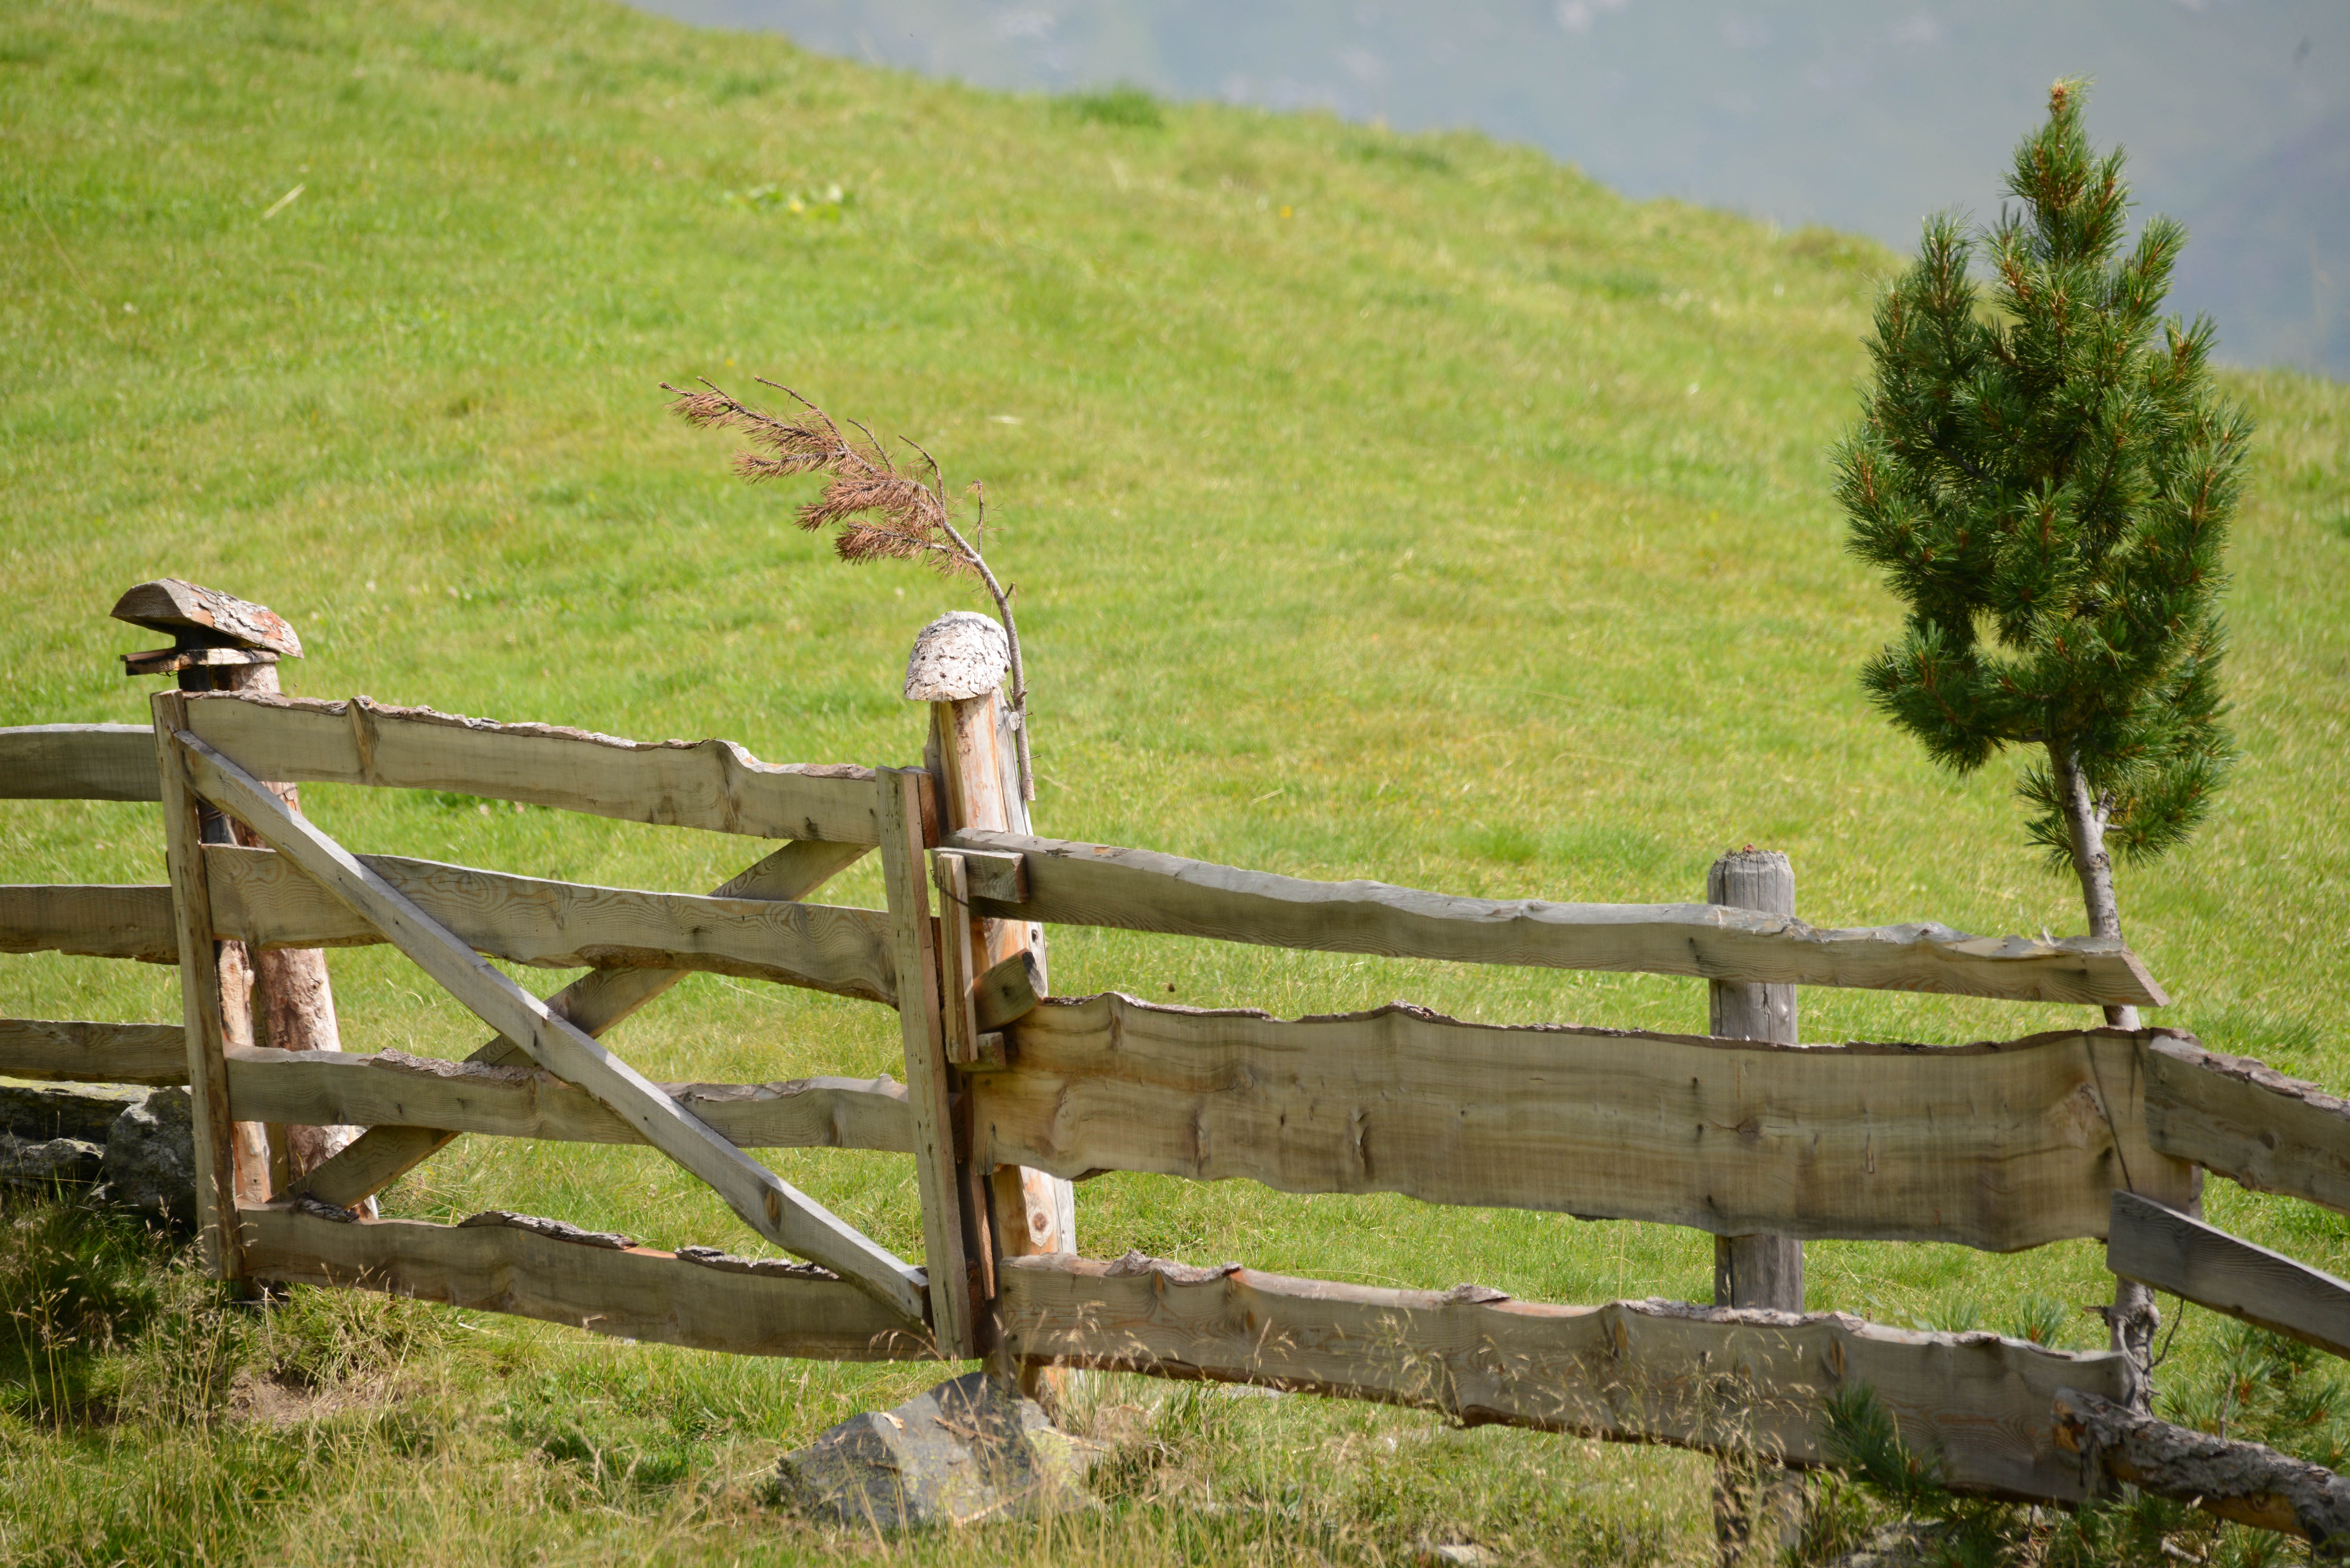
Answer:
906, 613, 1076, 1400
115, 580, 355, 1195
1707, 847, 1803, 1565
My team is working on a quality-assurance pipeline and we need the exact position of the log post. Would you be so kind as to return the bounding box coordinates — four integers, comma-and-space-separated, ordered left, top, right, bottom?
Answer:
115, 579, 356, 1198
905, 612, 1076, 1400
1707, 848, 1803, 1565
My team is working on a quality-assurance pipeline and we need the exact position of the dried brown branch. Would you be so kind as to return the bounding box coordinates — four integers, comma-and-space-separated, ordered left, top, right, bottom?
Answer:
664, 378, 1038, 799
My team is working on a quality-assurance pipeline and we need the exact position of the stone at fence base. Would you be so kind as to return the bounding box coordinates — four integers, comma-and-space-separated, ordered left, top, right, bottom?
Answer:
0, 1083, 148, 1145
0, 1133, 106, 1189
777, 1371, 1107, 1530
98, 1087, 198, 1227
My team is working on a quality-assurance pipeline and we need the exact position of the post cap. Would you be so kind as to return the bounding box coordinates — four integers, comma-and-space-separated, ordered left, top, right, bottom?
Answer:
903, 611, 1008, 702
110, 578, 302, 656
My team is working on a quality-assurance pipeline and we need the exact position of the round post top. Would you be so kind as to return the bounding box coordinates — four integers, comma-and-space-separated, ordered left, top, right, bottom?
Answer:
903, 611, 1009, 702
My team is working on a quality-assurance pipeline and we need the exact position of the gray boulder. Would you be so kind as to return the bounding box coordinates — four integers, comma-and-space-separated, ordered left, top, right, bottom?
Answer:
0, 1082, 146, 1144
778, 1371, 1106, 1530
0, 1132, 106, 1189
98, 1087, 197, 1226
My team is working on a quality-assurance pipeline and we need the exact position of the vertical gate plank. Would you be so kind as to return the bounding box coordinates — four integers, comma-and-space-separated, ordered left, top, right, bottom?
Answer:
876, 765, 977, 1359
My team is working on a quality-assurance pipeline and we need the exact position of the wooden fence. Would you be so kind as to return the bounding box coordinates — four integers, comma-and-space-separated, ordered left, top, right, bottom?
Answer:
6, 603, 2350, 1546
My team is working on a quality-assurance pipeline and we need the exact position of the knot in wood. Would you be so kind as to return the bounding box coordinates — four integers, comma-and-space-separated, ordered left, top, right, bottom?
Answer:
903, 611, 1009, 702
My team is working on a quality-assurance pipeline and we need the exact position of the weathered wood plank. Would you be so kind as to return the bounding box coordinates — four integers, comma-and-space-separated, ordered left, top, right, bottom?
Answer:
0, 1017, 188, 1085
0, 883, 176, 961
947, 829, 2166, 1006
154, 695, 254, 1278
2146, 1034, 2350, 1219
972, 996, 2198, 1251
179, 729, 929, 1323
239, 1202, 930, 1362
226, 1046, 913, 1153
286, 840, 870, 1210
202, 843, 894, 1004
876, 767, 976, 1358
998, 1253, 2132, 1503
2108, 1193, 2350, 1361
181, 691, 880, 844
0, 724, 160, 802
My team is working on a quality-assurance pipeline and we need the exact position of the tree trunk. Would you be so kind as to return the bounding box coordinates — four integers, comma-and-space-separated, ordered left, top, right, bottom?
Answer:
2051, 741, 2158, 1406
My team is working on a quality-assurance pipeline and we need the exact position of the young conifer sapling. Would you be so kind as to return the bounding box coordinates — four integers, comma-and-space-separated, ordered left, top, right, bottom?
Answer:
667, 379, 1038, 799
1836, 80, 2251, 1392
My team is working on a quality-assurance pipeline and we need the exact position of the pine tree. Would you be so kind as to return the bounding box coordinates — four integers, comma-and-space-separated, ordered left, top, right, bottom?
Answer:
1838, 79, 2250, 1013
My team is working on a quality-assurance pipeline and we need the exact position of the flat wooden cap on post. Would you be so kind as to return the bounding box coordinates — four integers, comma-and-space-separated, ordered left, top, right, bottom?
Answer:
112, 578, 303, 675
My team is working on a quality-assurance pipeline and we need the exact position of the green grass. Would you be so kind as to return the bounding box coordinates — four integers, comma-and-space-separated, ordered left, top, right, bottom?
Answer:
1, 0, 2347, 1560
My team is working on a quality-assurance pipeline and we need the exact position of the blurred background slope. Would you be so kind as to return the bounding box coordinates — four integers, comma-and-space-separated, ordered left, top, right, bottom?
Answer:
636, 0, 2350, 380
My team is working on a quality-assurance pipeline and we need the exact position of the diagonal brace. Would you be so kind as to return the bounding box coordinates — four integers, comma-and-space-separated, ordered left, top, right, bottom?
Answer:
174, 729, 929, 1325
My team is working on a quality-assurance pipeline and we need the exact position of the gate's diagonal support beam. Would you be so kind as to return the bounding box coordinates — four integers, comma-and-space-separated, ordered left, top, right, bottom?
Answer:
174, 729, 929, 1325
288, 837, 867, 1209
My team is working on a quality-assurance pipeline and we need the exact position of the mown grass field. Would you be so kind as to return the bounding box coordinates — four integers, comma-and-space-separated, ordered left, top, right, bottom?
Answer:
2, 0, 2347, 1561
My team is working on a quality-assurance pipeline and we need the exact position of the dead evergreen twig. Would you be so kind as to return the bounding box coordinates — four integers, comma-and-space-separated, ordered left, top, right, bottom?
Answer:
664, 378, 1037, 799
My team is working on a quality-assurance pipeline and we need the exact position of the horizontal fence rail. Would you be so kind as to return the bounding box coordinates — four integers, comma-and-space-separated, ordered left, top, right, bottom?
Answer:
0, 1016, 187, 1084
997, 1252, 2130, 1503
181, 692, 882, 844
240, 1202, 928, 1361
946, 829, 2166, 1006
207, 845, 897, 1003
0, 883, 176, 961
2146, 1037, 2350, 1219
226, 1047, 914, 1153
973, 994, 2198, 1251
0, 723, 161, 801
2109, 1193, 2350, 1362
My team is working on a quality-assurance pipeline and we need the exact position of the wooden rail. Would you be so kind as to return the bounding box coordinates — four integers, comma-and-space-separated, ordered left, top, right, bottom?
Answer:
206, 844, 896, 1004
0, 883, 175, 961
239, 1202, 931, 1360
997, 1252, 2130, 1503
181, 692, 881, 844
0, 723, 161, 801
2108, 1193, 2350, 1361
974, 995, 2197, 1251
225, 1046, 914, 1152
2146, 1035, 2350, 1219
0, 1017, 187, 1084
948, 829, 2166, 1006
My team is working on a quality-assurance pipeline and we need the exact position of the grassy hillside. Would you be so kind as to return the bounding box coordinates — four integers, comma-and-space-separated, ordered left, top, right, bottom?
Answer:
1, 0, 2346, 1562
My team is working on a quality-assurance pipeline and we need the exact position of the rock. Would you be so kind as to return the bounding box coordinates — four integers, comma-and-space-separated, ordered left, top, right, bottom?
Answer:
1421, 1545, 1495, 1567
98, 1087, 197, 1226
778, 1370, 1107, 1530
0, 1132, 106, 1189
0, 1082, 147, 1144
1824, 1523, 1943, 1566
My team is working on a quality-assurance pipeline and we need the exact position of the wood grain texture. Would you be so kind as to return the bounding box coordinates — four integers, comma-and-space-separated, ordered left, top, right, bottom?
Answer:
2146, 1034, 2350, 1218
154, 696, 250, 1277
1709, 849, 1804, 1323
876, 767, 976, 1358
180, 691, 877, 843
239, 1202, 931, 1361
0, 1017, 188, 1085
180, 731, 928, 1321
998, 1253, 2131, 1503
227, 1046, 913, 1153
0, 724, 160, 801
111, 577, 302, 655
2108, 1193, 2350, 1361
972, 995, 2199, 1251
0, 883, 176, 961
202, 843, 894, 1003
946, 829, 2166, 1007
286, 840, 870, 1210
